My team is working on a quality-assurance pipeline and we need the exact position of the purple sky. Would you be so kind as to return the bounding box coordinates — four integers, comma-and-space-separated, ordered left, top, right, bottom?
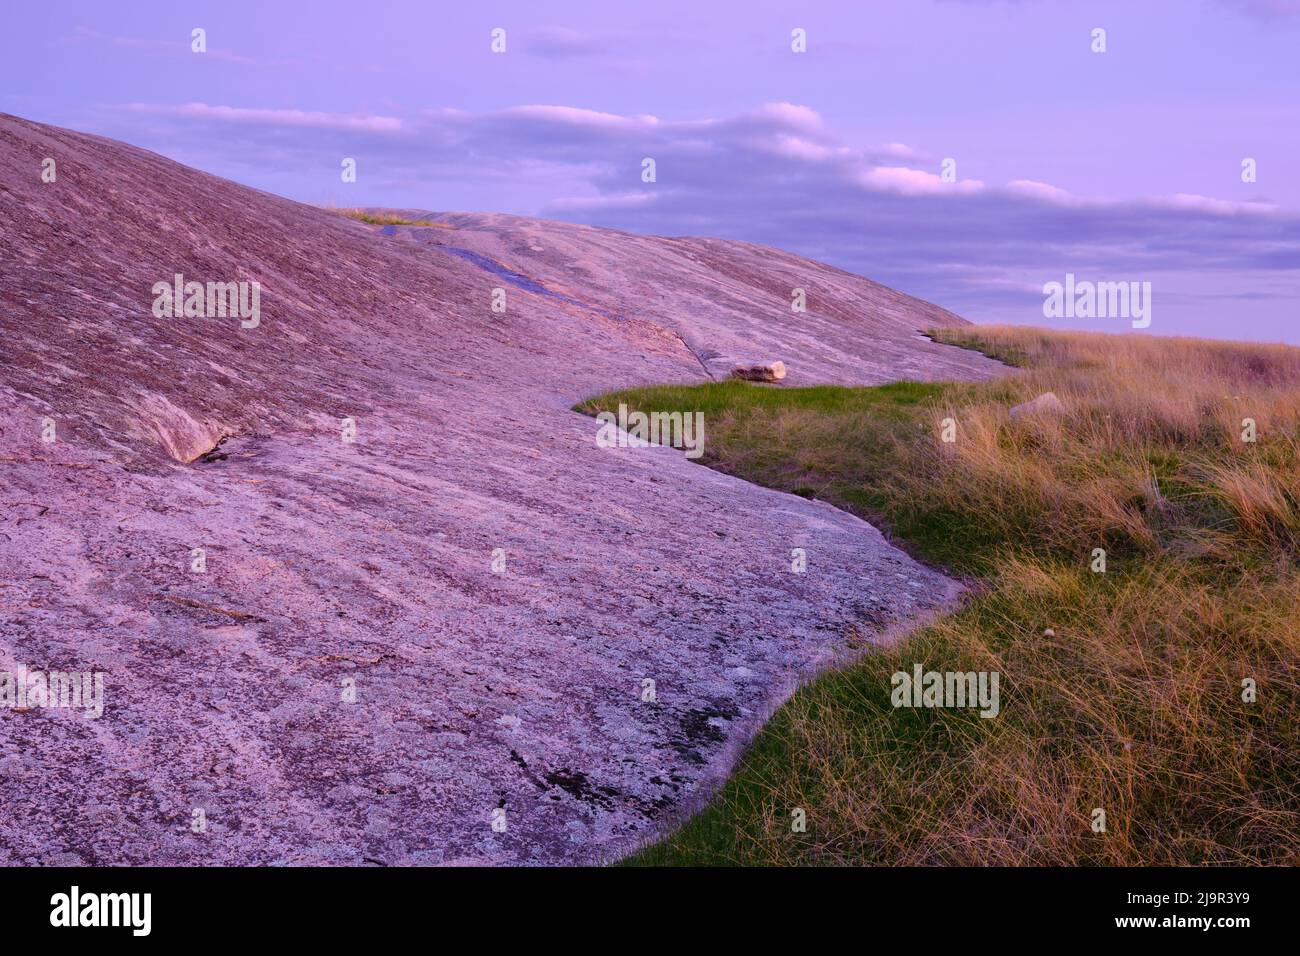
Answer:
4, 0, 1298, 341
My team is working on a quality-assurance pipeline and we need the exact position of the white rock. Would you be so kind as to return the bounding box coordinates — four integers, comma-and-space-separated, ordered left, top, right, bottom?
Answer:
1010, 392, 1065, 419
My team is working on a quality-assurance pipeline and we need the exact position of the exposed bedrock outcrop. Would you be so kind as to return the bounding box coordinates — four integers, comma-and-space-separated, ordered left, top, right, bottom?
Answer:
0, 113, 1004, 865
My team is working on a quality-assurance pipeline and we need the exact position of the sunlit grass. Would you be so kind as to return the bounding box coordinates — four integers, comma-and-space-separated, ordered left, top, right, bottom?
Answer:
326, 207, 455, 228
580, 325, 1300, 865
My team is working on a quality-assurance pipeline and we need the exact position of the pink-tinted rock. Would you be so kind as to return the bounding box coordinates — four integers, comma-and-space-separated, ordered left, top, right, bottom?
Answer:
0, 113, 1004, 865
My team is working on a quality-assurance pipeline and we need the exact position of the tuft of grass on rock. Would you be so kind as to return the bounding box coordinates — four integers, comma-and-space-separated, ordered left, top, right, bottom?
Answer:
328, 207, 454, 228
579, 325, 1300, 866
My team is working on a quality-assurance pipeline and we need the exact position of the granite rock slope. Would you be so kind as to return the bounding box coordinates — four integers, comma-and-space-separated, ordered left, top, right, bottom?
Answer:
0, 113, 1003, 865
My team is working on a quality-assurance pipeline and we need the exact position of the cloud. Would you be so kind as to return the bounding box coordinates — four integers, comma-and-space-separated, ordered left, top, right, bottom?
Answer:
1155, 193, 1281, 216
510, 24, 658, 75
861, 166, 985, 196
1004, 179, 1078, 205
551, 192, 657, 212
121, 102, 404, 133
60, 25, 256, 64
93, 99, 1300, 329
1212, 0, 1300, 19
522, 26, 605, 59
941, 0, 1300, 15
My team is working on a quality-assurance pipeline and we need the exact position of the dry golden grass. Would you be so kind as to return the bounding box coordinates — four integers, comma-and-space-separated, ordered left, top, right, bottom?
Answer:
602, 326, 1300, 866
327, 207, 454, 228
920, 326, 1300, 562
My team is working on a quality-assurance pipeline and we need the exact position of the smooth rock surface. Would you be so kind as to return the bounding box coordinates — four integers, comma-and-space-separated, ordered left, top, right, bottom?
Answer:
0, 114, 1005, 865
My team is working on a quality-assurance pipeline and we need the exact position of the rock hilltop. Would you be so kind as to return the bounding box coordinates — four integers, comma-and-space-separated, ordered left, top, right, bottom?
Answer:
0, 113, 1003, 864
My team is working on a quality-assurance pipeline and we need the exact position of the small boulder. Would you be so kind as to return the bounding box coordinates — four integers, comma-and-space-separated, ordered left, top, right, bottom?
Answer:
1009, 391, 1065, 419
730, 361, 786, 383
